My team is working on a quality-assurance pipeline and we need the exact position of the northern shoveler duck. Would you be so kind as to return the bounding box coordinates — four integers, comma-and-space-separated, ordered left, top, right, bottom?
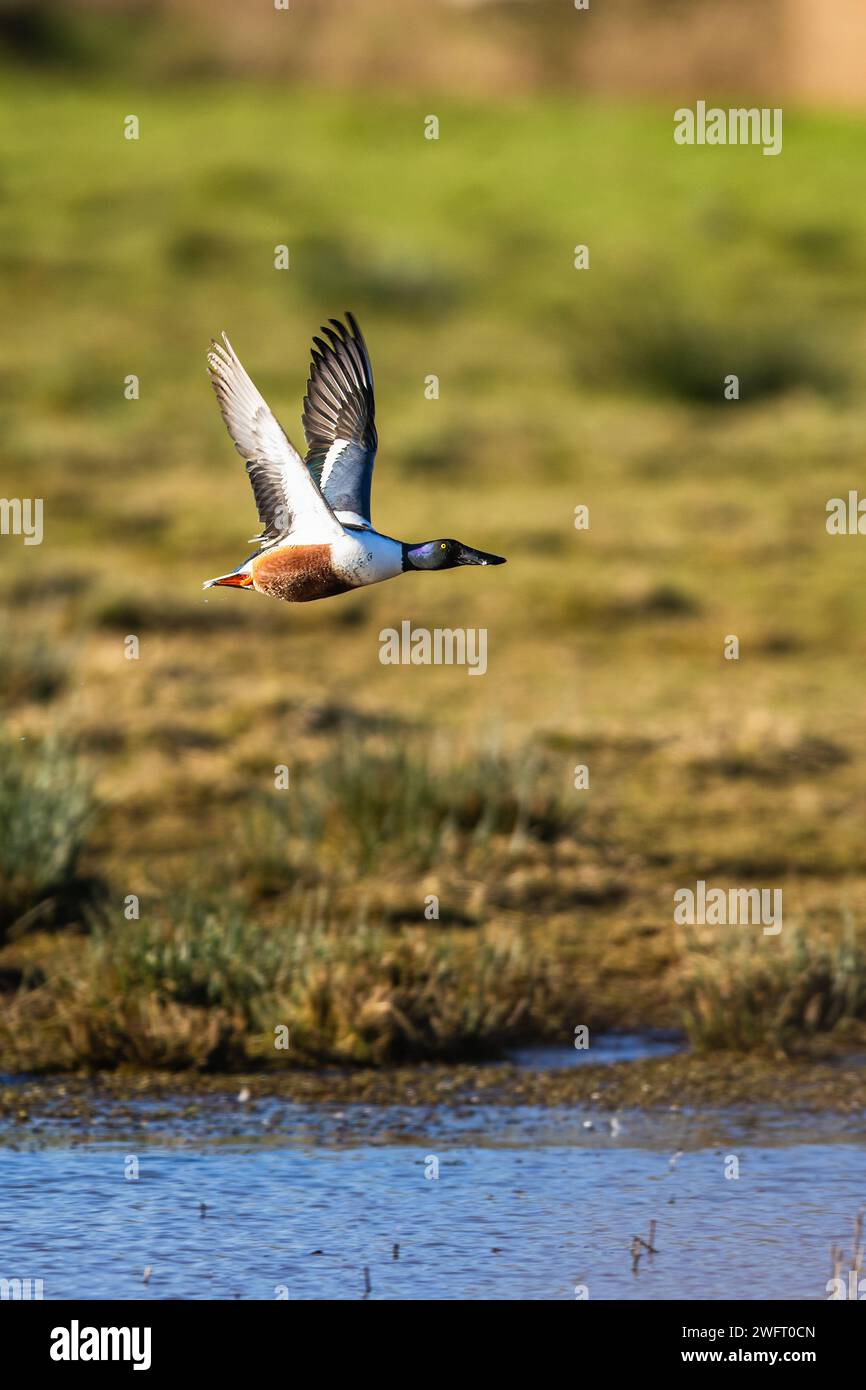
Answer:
203, 313, 506, 603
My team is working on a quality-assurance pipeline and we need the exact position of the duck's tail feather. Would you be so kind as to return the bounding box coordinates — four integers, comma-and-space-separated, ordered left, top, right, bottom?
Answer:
203, 562, 254, 590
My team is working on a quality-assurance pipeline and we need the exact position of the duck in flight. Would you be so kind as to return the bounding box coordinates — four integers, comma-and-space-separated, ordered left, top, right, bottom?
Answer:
203, 313, 506, 603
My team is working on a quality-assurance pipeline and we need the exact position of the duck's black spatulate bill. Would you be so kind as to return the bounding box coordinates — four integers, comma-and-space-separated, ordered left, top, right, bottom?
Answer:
456, 544, 506, 566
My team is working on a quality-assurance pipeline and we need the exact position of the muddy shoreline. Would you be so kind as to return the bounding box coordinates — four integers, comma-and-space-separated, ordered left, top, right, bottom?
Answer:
2, 1053, 864, 1132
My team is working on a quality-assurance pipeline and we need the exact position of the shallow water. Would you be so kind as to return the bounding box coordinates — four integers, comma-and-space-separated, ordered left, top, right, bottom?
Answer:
508, 1030, 686, 1070
1, 1090, 863, 1300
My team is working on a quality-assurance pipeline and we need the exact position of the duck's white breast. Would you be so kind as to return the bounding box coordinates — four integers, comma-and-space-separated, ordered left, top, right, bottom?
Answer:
331, 529, 403, 588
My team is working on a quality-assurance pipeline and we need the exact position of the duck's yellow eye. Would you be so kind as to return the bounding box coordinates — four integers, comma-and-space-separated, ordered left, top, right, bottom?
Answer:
441, 543, 446, 549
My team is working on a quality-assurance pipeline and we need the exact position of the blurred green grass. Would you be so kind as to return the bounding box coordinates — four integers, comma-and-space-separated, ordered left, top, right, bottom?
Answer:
2, 78, 866, 645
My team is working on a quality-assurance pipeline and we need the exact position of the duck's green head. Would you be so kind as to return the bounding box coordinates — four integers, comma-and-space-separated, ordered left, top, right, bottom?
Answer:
403, 539, 506, 571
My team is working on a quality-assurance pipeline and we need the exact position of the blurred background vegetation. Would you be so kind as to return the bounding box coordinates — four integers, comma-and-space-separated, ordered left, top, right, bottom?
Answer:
2, 0, 866, 1071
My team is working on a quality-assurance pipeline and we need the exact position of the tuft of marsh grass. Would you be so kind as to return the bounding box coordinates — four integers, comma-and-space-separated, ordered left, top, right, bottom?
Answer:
2, 892, 572, 1070
238, 738, 572, 888
681, 928, 866, 1054
266, 913, 561, 1064
0, 738, 94, 933
88, 896, 292, 1026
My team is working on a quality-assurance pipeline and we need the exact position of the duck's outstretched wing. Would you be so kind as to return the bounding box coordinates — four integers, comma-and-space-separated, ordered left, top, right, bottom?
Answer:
208, 334, 343, 545
302, 313, 378, 528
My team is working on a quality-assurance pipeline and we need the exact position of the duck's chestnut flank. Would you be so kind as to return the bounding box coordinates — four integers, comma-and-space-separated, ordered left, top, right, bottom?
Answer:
252, 544, 356, 604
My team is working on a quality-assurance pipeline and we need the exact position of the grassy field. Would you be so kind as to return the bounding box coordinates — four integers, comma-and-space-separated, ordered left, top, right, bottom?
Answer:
2, 70, 866, 1070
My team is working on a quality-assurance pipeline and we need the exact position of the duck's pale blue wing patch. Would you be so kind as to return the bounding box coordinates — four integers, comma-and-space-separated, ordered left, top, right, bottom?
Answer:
302, 313, 378, 527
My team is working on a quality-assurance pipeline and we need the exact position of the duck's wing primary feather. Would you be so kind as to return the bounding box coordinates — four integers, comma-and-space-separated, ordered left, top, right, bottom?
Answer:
208, 334, 344, 545
302, 312, 378, 527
